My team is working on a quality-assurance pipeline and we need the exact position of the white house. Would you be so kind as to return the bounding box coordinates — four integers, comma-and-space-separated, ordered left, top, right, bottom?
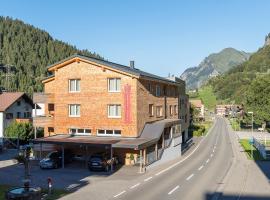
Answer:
0, 92, 34, 146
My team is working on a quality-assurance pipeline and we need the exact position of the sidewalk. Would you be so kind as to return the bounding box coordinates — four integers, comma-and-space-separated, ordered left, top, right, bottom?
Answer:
215, 120, 270, 199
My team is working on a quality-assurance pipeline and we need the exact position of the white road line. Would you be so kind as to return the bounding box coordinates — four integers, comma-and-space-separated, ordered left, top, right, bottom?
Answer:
113, 191, 126, 198
186, 174, 194, 181
168, 185, 180, 195
211, 154, 213, 157
144, 176, 153, 182
198, 165, 204, 171
206, 159, 210, 163
130, 183, 140, 189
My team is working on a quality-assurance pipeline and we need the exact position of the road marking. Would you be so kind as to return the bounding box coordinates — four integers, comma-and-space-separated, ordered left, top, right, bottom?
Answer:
213, 149, 215, 152
206, 159, 210, 163
168, 185, 180, 195
144, 176, 153, 182
113, 191, 126, 198
155, 126, 214, 176
211, 154, 213, 157
198, 165, 204, 171
186, 174, 194, 181
130, 183, 140, 189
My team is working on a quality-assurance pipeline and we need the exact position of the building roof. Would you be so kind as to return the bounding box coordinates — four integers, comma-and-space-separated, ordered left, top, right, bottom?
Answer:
0, 92, 27, 112
45, 54, 184, 85
190, 99, 203, 108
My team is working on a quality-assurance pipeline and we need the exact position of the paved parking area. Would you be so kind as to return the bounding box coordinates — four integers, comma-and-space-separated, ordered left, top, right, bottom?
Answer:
0, 149, 141, 191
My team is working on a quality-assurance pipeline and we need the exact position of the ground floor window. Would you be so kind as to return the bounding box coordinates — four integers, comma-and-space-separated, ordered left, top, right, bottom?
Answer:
97, 129, 121, 136
69, 128, 91, 135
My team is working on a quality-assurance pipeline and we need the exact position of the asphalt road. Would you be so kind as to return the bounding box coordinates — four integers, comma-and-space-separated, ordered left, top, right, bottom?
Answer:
112, 117, 234, 200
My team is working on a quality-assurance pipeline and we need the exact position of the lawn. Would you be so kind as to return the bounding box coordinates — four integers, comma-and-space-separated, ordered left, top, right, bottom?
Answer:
0, 185, 69, 200
239, 139, 265, 161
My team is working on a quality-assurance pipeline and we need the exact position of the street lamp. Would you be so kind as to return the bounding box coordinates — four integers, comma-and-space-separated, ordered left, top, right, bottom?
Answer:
248, 111, 254, 159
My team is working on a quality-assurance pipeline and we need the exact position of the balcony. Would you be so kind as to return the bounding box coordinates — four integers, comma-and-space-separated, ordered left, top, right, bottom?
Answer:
33, 93, 54, 103
15, 118, 32, 123
33, 116, 54, 127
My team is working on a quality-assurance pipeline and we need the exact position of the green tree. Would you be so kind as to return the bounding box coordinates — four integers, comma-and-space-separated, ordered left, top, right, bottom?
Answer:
5, 121, 33, 141
245, 74, 270, 125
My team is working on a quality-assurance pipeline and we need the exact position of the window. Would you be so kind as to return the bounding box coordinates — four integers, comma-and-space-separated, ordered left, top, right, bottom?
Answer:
69, 104, 80, 117
148, 83, 152, 93
170, 105, 173, 116
48, 103, 54, 111
17, 101, 21, 106
48, 127, 54, 133
156, 106, 163, 117
108, 78, 121, 92
97, 129, 121, 136
108, 104, 121, 118
69, 128, 91, 135
6, 113, 13, 119
156, 85, 161, 96
149, 104, 154, 117
69, 79, 80, 92
17, 112, 21, 118
174, 105, 178, 115
24, 112, 31, 118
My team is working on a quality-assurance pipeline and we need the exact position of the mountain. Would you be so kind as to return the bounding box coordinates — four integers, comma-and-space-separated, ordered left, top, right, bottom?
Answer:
181, 48, 251, 90
0, 16, 102, 94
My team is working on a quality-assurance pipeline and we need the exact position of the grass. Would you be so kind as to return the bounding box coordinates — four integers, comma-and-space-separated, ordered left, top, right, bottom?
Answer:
0, 185, 69, 200
229, 118, 241, 131
239, 139, 265, 161
191, 121, 213, 137
198, 86, 217, 111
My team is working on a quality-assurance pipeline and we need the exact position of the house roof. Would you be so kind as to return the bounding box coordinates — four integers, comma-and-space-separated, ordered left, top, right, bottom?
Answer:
190, 99, 203, 108
0, 92, 34, 112
45, 54, 183, 85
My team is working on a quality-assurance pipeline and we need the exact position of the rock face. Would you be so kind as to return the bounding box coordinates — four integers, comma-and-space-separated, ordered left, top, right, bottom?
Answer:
181, 48, 251, 90
264, 33, 270, 46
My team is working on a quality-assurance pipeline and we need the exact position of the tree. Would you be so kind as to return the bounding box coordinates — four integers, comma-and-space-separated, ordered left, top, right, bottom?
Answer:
245, 74, 270, 125
5, 121, 34, 141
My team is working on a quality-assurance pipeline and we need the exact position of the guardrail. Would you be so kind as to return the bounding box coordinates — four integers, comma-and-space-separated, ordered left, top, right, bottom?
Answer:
253, 137, 267, 159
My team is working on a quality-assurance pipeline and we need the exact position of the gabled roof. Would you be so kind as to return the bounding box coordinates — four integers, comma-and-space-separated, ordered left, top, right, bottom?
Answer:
0, 92, 34, 112
190, 99, 203, 108
45, 54, 182, 85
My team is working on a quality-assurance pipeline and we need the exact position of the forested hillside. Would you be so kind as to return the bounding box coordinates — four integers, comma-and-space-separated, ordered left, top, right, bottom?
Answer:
209, 41, 270, 124
0, 16, 102, 95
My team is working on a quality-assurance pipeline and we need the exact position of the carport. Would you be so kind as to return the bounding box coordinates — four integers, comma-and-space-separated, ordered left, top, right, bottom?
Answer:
33, 135, 119, 172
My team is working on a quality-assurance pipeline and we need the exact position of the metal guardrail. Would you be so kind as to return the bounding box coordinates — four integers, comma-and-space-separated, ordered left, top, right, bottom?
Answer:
253, 138, 267, 159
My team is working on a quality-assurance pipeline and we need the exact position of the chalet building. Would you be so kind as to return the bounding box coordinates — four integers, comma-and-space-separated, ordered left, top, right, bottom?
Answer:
0, 92, 34, 146
190, 99, 205, 121
33, 54, 190, 172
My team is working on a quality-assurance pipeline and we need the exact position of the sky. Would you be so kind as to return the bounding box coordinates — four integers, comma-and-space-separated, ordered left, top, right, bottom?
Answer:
0, 0, 269, 76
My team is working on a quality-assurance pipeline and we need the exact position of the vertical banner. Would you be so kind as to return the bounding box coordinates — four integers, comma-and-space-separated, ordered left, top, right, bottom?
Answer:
124, 84, 131, 123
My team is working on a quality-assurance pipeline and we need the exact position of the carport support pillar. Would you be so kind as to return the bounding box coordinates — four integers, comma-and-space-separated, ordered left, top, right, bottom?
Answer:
110, 145, 113, 172
39, 143, 42, 160
139, 150, 143, 173
62, 145, 65, 169
162, 132, 165, 149
155, 143, 158, 160
143, 148, 147, 173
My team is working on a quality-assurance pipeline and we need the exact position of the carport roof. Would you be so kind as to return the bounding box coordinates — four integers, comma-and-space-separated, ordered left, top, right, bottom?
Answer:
32, 134, 153, 150
32, 119, 181, 150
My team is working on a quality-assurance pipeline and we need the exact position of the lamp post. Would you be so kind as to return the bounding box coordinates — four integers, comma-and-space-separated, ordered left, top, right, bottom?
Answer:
248, 111, 254, 159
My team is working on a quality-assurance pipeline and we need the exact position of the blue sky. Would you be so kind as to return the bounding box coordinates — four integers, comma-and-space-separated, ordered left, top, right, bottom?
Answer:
0, 0, 269, 76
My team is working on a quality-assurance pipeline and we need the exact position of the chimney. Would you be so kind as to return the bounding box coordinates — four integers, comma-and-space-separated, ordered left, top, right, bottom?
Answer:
130, 61, 135, 69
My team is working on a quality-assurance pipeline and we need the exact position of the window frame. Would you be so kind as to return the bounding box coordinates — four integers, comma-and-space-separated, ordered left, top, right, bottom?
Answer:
108, 78, 121, 92
69, 104, 81, 117
149, 104, 154, 117
97, 129, 122, 137
156, 85, 161, 97
69, 79, 81, 93
156, 106, 163, 117
108, 104, 121, 118
69, 128, 91, 135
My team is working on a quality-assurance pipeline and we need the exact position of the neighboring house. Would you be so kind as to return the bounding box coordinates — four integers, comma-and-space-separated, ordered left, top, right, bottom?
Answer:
0, 92, 34, 145
33, 54, 190, 172
216, 104, 241, 117
190, 99, 205, 120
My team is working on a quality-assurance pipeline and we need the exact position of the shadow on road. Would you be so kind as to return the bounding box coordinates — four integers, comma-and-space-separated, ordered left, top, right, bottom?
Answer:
205, 192, 270, 200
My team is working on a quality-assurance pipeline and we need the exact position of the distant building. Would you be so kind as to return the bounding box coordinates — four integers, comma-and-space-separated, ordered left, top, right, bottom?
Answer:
190, 99, 205, 120
215, 104, 241, 117
0, 92, 34, 145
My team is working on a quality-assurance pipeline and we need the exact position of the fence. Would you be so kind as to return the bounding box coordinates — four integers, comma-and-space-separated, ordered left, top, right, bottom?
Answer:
253, 138, 267, 159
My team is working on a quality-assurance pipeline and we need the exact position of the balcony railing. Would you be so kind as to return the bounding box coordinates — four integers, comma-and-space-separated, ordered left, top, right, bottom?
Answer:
33, 116, 54, 127
33, 93, 54, 103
